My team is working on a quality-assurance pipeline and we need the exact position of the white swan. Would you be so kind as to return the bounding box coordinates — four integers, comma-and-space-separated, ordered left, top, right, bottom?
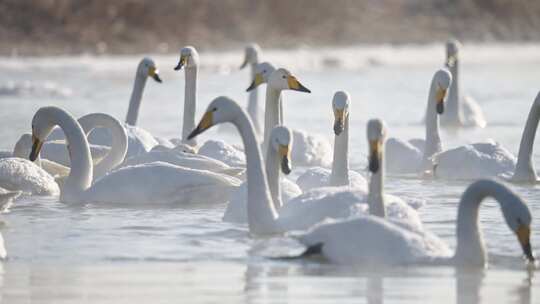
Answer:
224, 126, 301, 223
173, 46, 245, 162
386, 69, 452, 175
441, 39, 486, 128
248, 66, 332, 167
87, 58, 162, 158
240, 43, 263, 135
188, 97, 418, 235
29, 106, 241, 205
434, 92, 540, 181
0, 187, 21, 212
298, 179, 535, 266
296, 91, 367, 192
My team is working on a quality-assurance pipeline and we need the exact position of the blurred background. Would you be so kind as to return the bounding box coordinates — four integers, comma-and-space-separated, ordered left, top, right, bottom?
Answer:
1, 0, 539, 55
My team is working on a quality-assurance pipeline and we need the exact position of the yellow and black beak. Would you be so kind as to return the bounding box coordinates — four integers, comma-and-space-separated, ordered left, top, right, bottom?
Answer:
174, 55, 187, 71
287, 75, 311, 93
278, 144, 292, 175
368, 140, 382, 173
333, 109, 345, 135
187, 111, 214, 140
246, 73, 264, 92
240, 56, 248, 69
516, 225, 535, 263
29, 134, 43, 162
446, 55, 457, 68
148, 66, 162, 83
435, 87, 446, 114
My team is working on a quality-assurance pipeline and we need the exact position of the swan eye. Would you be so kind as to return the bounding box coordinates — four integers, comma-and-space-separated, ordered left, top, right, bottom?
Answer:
211, 107, 217, 112
263, 70, 267, 73
282, 75, 286, 79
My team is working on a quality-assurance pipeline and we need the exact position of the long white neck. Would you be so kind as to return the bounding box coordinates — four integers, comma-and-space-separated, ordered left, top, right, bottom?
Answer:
247, 62, 262, 135
512, 100, 540, 182
79, 113, 128, 181
368, 149, 385, 218
330, 114, 350, 187
453, 180, 514, 266
262, 86, 282, 155
265, 144, 283, 210
44, 109, 93, 202
232, 107, 279, 234
444, 58, 461, 124
422, 80, 443, 165
125, 73, 147, 126
182, 66, 198, 146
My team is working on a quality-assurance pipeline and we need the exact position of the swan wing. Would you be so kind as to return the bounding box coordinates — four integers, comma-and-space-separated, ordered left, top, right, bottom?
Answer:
0, 158, 59, 195
292, 130, 332, 168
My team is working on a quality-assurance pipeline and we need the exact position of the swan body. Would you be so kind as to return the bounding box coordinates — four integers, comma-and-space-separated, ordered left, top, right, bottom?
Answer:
0, 232, 5, 259
299, 180, 534, 266
198, 140, 245, 167
386, 69, 452, 175
189, 100, 419, 235
0, 157, 59, 195
0, 187, 21, 211
441, 39, 486, 128
224, 126, 301, 223
30, 106, 240, 205
296, 91, 366, 191
435, 92, 540, 181
248, 65, 331, 167
121, 150, 244, 177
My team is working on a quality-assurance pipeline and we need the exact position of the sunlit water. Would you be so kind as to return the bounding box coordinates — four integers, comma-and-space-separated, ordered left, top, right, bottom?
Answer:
0, 43, 539, 303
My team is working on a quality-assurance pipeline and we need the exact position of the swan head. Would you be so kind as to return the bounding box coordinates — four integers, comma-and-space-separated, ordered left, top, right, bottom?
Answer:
138, 57, 162, 83
29, 107, 63, 161
240, 43, 261, 69
499, 190, 535, 263
246, 62, 276, 91
367, 119, 387, 173
188, 96, 241, 140
174, 46, 200, 70
332, 91, 350, 135
270, 126, 293, 175
249, 68, 311, 93
433, 69, 452, 114
446, 39, 461, 68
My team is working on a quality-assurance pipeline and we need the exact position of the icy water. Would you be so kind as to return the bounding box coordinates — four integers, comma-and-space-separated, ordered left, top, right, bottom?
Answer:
0, 43, 539, 303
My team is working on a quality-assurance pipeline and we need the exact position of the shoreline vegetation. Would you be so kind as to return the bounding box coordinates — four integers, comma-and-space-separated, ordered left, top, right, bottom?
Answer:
1, 0, 539, 56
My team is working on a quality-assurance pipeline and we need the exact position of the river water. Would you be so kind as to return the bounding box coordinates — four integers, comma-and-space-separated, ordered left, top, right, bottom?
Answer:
0, 43, 539, 303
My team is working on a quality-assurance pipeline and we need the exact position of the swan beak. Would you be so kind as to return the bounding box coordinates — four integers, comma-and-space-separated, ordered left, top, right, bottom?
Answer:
174, 56, 187, 71
148, 66, 162, 83
29, 134, 43, 162
287, 75, 311, 93
333, 109, 345, 135
279, 144, 292, 175
188, 111, 214, 140
516, 225, 535, 262
436, 87, 446, 114
240, 56, 249, 69
368, 140, 381, 173
446, 55, 457, 68
246, 73, 264, 92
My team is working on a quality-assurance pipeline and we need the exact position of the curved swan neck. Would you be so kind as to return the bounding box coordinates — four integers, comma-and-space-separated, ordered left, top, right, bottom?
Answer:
262, 86, 282, 155
265, 144, 283, 210
247, 62, 262, 135
423, 79, 443, 162
125, 73, 148, 126
368, 148, 385, 218
232, 107, 279, 234
182, 66, 198, 146
512, 98, 540, 182
45, 108, 93, 200
453, 181, 518, 266
79, 113, 128, 181
330, 114, 350, 187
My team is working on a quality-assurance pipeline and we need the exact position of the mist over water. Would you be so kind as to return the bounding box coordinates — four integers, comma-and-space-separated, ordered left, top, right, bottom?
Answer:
0, 44, 539, 303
